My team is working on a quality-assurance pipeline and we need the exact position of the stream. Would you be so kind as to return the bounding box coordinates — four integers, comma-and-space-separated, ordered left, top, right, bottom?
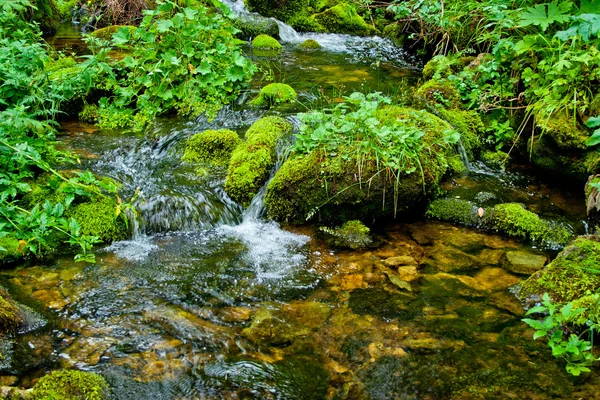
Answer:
1, 11, 597, 400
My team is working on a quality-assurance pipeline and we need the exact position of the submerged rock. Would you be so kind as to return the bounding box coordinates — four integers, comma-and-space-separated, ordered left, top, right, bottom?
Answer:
320, 220, 372, 249
298, 39, 321, 50
503, 250, 547, 275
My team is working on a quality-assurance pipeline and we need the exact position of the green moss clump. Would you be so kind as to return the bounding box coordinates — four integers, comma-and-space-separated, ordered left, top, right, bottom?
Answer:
320, 220, 372, 249
90, 25, 137, 41
225, 117, 292, 206
31, 370, 109, 400
520, 235, 600, 323
537, 112, 589, 150
250, 83, 297, 107
421, 55, 461, 81
426, 200, 573, 248
415, 79, 462, 109
79, 104, 100, 123
312, 3, 375, 35
67, 196, 129, 243
426, 198, 479, 225
298, 39, 321, 50
246, 0, 310, 28
0, 288, 23, 334
481, 150, 509, 169
233, 17, 279, 40
0, 236, 27, 265
529, 134, 599, 180
265, 108, 454, 223
438, 108, 483, 158
182, 129, 242, 166
447, 154, 467, 174
251, 34, 282, 50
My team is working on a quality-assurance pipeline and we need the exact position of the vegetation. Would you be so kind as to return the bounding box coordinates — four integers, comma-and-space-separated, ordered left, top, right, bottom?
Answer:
250, 83, 297, 106
182, 130, 242, 166
31, 370, 109, 400
251, 34, 283, 50
299, 39, 321, 49
319, 220, 373, 249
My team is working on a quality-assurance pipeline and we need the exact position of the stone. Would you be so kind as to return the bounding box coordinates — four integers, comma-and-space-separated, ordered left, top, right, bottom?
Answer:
473, 268, 521, 291
384, 256, 416, 267
383, 271, 412, 292
504, 251, 547, 275
218, 306, 252, 323
397, 265, 419, 282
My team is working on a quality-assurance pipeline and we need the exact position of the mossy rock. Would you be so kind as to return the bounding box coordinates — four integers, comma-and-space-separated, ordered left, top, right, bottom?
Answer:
320, 220, 372, 249
79, 104, 100, 123
537, 112, 589, 150
481, 150, 509, 169
426, 199, 573, 248
31, 370, 109, 400
233, 17, 279, 40
529, 134, 600, 180
251, 34, 282, 50
298, 39, 321, 50
250, 83, 297, 107
90, 25, 137, 40
382, 23, 407, 46
0, 236, 28, 265
415, 79, 462, 109
520, 235, 600, 323
67, 196, 130, 243
265, 107, 455, 223
0, 287, 23, 334
246, 0, 310, 28
438, 108, 484, 158
422, 55, 462, 81
225, 116, 292, 206
311, 3, 375, 35
182, 129, 242, 166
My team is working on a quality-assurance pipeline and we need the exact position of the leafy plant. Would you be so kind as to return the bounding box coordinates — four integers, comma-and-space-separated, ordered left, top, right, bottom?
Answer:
523, 293, 600, 376
586, 116, 600, 146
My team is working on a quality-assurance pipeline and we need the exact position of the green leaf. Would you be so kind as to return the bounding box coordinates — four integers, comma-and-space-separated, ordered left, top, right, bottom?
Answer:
112, 27, 132, 45
156, 20, 174, 33
586, 129, 600, 147
519, 1, 571, 31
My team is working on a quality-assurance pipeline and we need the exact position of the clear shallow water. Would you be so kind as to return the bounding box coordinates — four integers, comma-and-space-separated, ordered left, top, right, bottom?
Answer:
0, 21, 596, 400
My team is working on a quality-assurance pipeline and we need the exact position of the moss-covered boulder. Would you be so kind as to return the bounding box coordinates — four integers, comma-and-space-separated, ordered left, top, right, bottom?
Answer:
265, 107, 455, 223
520, 235, 600, 323
421, 55, 463, 81
250, 83, 297, 107
0, 288, 23, 334
415, 79, 462, 109
529, 134, 600, 180
182, 129, 242, 166
298, 39, 321, 50
320, 220, 372, 249
233, 17, 279, 40
426, 199, 573, 248
246, 0, 310, 29
251, 34, 282, 51
481, 150, 509, 169
225, 116, 292, 206
312, 3, 375, 35
31, 370, 109, 400
537, 112, 589, 150
0, 236, 27, 265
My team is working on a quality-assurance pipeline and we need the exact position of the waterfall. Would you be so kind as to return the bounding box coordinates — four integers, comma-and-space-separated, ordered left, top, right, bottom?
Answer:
456, 139, 473, 171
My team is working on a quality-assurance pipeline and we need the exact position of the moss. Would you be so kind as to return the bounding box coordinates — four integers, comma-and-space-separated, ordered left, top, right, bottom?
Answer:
250, 83, 297, 107
251, 34, 282, 50
246, 0, 310, 28
481, 150, 509, 169
312, 3, 375, 35
415, 79, 462, 109
520, 235, 600, 322
381, 23, 407, 46
438, 108, 483, 158
448, 154, 467, 174
79, 104, 100, 123
0, 236, 27, 265
265, 108, 453, 223
90, 25, 137, 41
182, 129, 242, 166
426, 200, 573, 248
45, 56, 77, 73
298, 39, 321, 50
288, 13, 325, 32
320, 220, 372, 249
225, 116, 292, 206
233, 17, 279, 40
66, 196, 129, 243
31, 370, 109, 400
537, 112, 589, 150
0, 288, 23, 334
529, 134, 599, 180
421, 55, 461, 81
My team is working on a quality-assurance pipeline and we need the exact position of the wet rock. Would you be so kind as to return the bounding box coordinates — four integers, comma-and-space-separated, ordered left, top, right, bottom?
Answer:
348, 288, 415, 320
397, 265, 419, 282
426, 245, 479, 272
473, 268, 521, 291
242, 301, 331, 346
383, 256, 416, 267
59, 265, 84, 281
421, 273, 489, 298
218, 306, 252, 323
0, 386, 30, 399
504, 250, 547, 274
31, 289, 68, 309
489, 292, 525, 316
382, 271, 412, 292
333, 274, 368, 291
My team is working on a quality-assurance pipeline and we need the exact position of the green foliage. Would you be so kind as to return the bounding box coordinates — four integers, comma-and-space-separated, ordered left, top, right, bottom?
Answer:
225, 117, 292, 206
0, 0, 131, 264
31, 370, 109, 400
320, 220, 373, 249
182, 129, 242, 166
251, 34, 282, 50
586, 116, 600, 146
523, 293, 600, 376
95, 0, 256, 130
250, 83, 297, 107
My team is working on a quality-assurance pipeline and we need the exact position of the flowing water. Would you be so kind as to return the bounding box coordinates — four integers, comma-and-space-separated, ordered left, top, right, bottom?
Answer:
0, 16, 597, 400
